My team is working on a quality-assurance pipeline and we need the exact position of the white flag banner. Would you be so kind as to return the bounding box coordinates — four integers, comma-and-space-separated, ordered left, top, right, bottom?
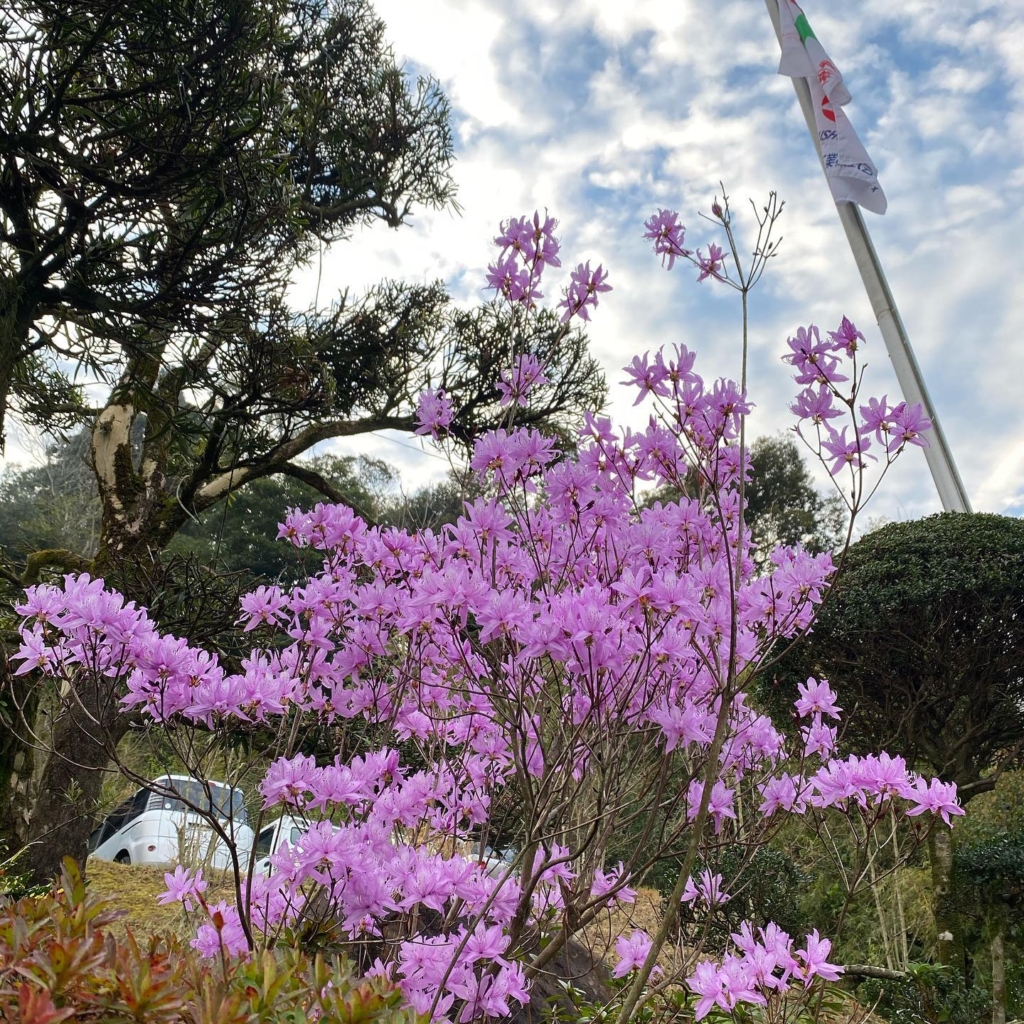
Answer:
776, 0, 886, 214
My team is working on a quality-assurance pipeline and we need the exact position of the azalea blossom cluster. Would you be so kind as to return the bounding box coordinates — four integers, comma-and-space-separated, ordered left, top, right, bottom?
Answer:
415, 211, 607, 440
643, 208, 727, 282
497, 353, 548, 408
414, 387, 454, 437
756, 677, 962, 822
642, 204, 931, 497
485, 211, 560, 307
485, 210, 610, 322
688, 924, 842, 1021
13, 396, 952, 1020
12, 209, 959, 1024
785, 318, 931, 481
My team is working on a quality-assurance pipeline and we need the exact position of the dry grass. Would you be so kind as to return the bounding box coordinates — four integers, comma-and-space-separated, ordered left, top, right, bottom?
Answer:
583, 887, 670, 964
84, 859, 238, 940
86, 859, 668, 956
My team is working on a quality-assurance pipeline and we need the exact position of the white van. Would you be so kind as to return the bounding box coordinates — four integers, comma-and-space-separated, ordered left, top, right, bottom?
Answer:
88, 775, 254, 871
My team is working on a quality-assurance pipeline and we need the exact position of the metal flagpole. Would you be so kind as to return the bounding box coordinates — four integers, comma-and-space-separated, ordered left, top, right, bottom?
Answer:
764, 0, 972, 513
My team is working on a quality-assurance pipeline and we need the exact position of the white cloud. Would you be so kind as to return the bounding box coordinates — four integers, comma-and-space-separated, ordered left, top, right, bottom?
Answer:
926, 62, 994, 95
373, 0, 522, 132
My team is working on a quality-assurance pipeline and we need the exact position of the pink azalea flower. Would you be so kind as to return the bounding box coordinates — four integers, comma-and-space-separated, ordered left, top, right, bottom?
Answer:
613, 930, 654, 978
795, 929, 844, 985
681, 869, 731, 909
622, 351, 671, 405
888, 401, 932, 453
802, 718, 838, 758
827, 316, 865, 356
791, 386, 841, 424
414, 387, 454, 437
191, 901, 248, 958
859, 394, 895, 444
795, 678, 842, 720
758, 773, 804, 817
558, 261, 611, 322
906, 777, 965, 825
695, 243, 727, 283
643, 208, 689, 270
821, 426, 874, 476
157, 865, 208, 912
496, 353, 549, 407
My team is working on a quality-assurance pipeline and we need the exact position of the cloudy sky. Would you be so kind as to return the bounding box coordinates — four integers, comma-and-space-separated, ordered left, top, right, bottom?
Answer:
289, 0, 1024, 526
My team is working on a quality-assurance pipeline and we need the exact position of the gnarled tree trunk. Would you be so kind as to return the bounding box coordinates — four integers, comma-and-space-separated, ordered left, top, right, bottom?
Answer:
24, 682, 131, 885
0, 657, 37, 859
21, 383, 172, 884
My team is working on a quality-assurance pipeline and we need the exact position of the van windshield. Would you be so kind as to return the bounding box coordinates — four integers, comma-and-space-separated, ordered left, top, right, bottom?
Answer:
156, 780, 247, 823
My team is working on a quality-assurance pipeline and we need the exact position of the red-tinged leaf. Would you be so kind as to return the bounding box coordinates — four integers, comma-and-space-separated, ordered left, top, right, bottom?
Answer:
17, 983, 76, 1024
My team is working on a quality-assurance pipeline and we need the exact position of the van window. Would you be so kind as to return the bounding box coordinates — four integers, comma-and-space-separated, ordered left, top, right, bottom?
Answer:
96, 794, 135, 846
96, 818, 119, 846
255, 826, 275, 860
157, 780, 247, 823
127, 787, 150, 822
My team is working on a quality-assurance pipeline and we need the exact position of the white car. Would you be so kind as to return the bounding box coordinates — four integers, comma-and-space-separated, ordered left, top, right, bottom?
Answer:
251, 814, 310, 875
88, 775, 254, 870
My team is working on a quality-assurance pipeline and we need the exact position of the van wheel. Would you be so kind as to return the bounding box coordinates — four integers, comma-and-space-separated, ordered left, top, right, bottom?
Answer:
114, 851, 131, 865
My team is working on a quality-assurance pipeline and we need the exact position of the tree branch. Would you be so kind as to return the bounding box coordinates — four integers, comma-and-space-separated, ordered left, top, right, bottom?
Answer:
191, 412, 415, 510
276, 462, 347, 504
22, 548, 92, 586
843, 964, 907, 981
277, 462, 379, 525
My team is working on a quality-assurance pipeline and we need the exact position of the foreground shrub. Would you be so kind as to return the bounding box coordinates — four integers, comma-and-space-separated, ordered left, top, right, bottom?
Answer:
0, 858, 415, 1024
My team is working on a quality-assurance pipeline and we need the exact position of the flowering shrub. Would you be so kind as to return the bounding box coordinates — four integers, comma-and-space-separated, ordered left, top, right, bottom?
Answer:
12, 198, 956, 1024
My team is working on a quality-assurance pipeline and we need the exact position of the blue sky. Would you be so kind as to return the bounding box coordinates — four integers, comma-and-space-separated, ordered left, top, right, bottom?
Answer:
283, 0, 1024, 525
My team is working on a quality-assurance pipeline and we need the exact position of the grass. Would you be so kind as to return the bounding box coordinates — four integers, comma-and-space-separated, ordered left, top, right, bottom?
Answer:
84, 858, 238, 940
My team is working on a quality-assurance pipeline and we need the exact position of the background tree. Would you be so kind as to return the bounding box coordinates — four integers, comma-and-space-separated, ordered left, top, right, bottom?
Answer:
770, 512, 1024, 975
0, 0, 453, 438
745, 433, 844, 560
167, 452, 396, 580
0, 0, 606, 883
381, 472, 480, 533
0, 435, 475, 580
0, 430, 100, 561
